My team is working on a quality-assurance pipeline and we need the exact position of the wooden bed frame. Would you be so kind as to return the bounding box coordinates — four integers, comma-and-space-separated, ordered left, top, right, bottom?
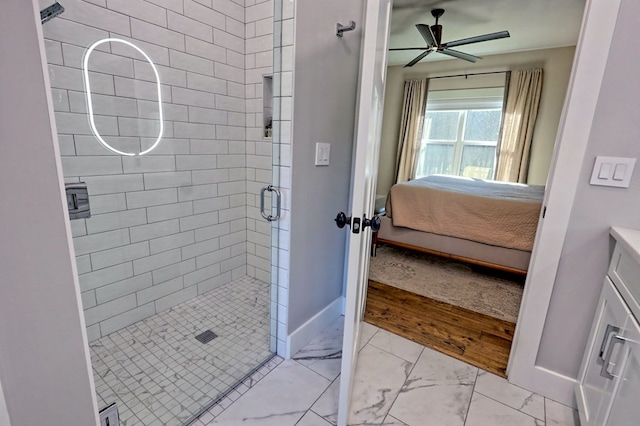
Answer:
376, 216, 530, 275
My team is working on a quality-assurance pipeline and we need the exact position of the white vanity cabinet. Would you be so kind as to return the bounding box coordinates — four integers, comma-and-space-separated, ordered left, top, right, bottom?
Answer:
576, 227, 640, 426
605, 334, 640, 426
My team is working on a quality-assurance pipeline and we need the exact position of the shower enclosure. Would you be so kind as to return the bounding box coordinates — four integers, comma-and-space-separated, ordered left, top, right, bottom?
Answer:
40, 0, 279, 424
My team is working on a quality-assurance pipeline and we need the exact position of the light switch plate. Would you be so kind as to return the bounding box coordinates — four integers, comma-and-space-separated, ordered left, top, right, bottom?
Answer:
590, 156, 636, 188
315, 143, 330, 166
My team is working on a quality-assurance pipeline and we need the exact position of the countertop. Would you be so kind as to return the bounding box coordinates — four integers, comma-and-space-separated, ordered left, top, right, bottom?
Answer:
611, 227, 640, 266
610, 227, 640, 322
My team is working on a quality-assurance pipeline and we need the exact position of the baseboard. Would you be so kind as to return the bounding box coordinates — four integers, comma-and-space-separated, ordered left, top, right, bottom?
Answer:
509, 365, 578, 408
285, 296, 345, 358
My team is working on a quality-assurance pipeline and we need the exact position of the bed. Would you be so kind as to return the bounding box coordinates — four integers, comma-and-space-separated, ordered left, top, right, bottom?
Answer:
377, 174, 545, 273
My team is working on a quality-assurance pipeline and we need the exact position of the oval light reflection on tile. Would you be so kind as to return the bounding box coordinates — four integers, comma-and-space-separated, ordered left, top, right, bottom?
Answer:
82, 38, 164, 156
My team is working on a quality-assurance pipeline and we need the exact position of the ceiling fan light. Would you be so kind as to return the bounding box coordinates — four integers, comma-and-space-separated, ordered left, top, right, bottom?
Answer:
398, 8, 509, 67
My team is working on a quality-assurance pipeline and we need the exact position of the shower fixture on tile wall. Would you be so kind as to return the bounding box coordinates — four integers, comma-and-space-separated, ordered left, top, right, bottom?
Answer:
40, 2, 64, 24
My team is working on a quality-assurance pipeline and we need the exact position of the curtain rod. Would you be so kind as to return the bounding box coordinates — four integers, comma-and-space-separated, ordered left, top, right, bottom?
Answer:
428, 70, 508, 80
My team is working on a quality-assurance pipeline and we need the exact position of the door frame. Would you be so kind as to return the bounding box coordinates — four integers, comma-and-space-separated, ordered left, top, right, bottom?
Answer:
349, 0, 621, 408
507, 0, 623, 405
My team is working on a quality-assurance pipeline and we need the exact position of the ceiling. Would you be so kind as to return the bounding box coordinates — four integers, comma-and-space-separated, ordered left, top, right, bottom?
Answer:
388, 0, 586, 66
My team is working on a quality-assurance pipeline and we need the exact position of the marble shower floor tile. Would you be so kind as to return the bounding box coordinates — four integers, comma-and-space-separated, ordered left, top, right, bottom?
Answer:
90, 276, 273, 426
211, 359, 331, 425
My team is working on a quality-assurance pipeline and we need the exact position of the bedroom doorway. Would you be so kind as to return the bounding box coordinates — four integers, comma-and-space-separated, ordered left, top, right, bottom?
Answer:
359, 0, 586, 379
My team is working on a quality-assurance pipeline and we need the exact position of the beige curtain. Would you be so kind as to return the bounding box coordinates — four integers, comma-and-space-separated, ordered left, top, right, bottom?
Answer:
394, 79, 428, 183
495, 68, 543, 183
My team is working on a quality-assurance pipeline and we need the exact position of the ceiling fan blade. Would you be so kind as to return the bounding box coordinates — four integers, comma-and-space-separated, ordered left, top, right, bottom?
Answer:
404, 49, 433, 68
416, 24, 437, 47
389, 47, 430, 51
444, 31, 510, 48
440, 48, 480, 63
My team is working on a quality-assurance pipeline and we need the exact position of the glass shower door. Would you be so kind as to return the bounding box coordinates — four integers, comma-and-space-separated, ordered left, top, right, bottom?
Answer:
39, 0, 278, 424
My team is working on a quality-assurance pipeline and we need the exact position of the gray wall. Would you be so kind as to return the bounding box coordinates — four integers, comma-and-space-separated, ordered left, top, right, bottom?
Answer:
0, 1, 97, 423
39, 0, 273, 341
377, 47, 575, 195
537, 0, 640, 378
287, 0, 365, 332
0, 379, 9, 426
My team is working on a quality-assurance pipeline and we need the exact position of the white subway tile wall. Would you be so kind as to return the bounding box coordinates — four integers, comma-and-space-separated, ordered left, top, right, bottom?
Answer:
41, 0, 275, 341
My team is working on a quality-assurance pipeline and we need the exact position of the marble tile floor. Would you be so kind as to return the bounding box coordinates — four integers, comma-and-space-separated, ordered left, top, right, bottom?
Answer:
189, 317, 580, 426
90, 276, 273, 426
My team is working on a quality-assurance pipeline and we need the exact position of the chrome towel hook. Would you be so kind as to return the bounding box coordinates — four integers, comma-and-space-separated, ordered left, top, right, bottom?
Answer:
336, 21, 356, 37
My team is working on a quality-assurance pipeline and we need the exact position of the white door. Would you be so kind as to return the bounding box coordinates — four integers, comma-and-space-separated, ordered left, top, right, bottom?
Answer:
337, 1, 392, 425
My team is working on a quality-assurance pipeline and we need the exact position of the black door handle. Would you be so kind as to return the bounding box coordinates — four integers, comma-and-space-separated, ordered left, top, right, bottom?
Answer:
362, 215, 381, 232
335, 212, 380, 233
335, 212, 351, 229
335, 212, 360, 233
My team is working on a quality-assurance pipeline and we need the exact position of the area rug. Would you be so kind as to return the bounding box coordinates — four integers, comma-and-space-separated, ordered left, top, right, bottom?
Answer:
368, 245, 525, 323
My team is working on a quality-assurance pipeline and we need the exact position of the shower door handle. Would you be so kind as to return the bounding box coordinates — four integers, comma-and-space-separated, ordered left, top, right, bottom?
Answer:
260, 185, 281, 222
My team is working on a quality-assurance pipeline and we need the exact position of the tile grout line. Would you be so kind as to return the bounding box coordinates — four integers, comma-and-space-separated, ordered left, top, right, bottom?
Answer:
378, 344, 426, 425
544, 397, 548, 425
462, 366, 480, 425
297, 366, 341, 425
472, 390, 546, 423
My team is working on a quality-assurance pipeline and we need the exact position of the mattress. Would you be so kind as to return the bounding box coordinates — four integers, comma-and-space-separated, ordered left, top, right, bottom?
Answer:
386, 175, 544, 251
377, 216, 532, 272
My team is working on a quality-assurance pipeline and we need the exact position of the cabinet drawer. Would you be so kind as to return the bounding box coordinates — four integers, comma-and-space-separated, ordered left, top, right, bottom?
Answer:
609, 245, 640, 320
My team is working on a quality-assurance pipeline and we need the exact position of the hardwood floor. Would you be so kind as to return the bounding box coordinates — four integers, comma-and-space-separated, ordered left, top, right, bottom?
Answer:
364, 280, 516, 377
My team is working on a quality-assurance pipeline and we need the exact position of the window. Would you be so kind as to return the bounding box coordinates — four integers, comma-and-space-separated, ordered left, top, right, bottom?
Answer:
415, 88, 505, 180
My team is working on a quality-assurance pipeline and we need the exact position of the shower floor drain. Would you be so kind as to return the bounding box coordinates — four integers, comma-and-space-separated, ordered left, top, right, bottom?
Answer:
195, 330, 218, 344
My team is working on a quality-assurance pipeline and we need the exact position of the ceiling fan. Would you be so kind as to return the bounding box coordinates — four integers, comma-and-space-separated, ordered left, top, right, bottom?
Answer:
390, 8, 510, 68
